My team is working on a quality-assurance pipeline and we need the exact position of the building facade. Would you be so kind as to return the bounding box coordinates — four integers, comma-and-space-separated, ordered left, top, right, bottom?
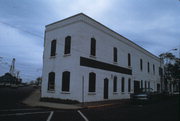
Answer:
41, 13, 162, 102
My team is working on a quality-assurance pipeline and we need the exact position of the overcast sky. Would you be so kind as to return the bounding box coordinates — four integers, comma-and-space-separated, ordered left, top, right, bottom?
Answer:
0, 0, 180, 82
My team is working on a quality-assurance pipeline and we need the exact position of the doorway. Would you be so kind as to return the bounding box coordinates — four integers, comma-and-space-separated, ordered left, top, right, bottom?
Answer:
134, 80, 140, 93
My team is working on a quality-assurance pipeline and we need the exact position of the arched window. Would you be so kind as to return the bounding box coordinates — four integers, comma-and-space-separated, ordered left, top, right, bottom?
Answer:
128, 78, 131, 92
147, 62, 150, 73
113, 47, 117, 62
50, 40, 56, 56
128, 53, 131, 66
89, 72, 96, 92
62, 71, 70, 91
113, 76, 117, 92
64, 36, 71, 54
141, 80, 143, 88
153, 64, 155, 74
140, 59, 143, 71
121, 77, 125, 92
90, 38, 96, 56
48, 72, 55, 90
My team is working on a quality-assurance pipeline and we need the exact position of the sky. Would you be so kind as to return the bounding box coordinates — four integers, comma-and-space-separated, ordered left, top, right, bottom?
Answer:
0, 0, 180, 82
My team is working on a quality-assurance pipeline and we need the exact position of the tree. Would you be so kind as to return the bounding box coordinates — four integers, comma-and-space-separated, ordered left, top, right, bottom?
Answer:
35, 77, 42, 86
159, 52, 180, 92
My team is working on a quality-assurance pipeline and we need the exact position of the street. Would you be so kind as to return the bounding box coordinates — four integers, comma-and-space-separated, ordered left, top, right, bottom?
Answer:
0, 86, 179, 121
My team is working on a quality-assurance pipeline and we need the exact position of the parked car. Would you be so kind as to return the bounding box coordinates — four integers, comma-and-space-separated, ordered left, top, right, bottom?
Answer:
130, 88, 154, 102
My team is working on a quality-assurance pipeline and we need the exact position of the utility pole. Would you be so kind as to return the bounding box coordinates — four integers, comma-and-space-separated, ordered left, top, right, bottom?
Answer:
9, 58, 15, 76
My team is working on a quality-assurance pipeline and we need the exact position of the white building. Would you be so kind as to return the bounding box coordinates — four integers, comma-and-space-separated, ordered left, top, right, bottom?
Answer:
41, 13, 162, 102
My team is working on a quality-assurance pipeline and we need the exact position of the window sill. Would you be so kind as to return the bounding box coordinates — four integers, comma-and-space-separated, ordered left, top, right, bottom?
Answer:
113, 62, 118, 64
88, 92, 96, 95
50, 56, 56, 59
89, 55, 96, 59
113, 92, 118, 94
63, 54, 71, 57
121, 92, 125, 94
47, 90, 55, 93
61, 91, 70, 94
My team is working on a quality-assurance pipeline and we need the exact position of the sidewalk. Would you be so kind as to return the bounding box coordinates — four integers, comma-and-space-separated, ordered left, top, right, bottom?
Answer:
23, 89, 130, 110
22, 89, 82, 110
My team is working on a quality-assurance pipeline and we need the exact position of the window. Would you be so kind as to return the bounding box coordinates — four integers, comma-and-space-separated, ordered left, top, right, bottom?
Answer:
121, 77, 125, 92
128, 78, 131, 92
141, 80, 143, 88
113, 47, 117, 62
89, 72, 96, 92
48, 72, 55, 91
50, 40, 56, 56
113, 76, 117, 92
90, 38, 96, 56
128, 53, 131, 66
153, 64, 155, 74
62, 71, 70, 92
64, 36, 71, 54
145, 81, 147, 89
140, 59, 143, 71
147, 62, 150, 73
148, 81, 150, 89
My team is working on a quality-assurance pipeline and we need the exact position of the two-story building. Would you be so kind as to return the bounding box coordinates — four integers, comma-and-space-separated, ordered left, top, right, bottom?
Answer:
41, 13, 162, 102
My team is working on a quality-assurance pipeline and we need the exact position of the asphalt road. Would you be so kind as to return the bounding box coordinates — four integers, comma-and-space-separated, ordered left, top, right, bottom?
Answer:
0, 86, 179, 121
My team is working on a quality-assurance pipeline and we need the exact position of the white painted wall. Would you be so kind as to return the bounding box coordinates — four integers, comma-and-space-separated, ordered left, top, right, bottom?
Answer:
41, 14, 161, 102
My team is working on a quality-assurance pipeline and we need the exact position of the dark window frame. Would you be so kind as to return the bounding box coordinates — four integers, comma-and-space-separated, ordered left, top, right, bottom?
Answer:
50, 40, 56, 56
128, 53, 131, 66
128, 78, 131, 92
64, 36, 71, 55
113, 47, 117, 62
89, 72, 96, 92
121, 77, 125, 92
140, 59, 143, 71
153, 64, 155, 74
113, 76, 117, 92
90, 38, 96, 56
62, 71, 70, 92
48, 72, 55, 91
148, 62, 150, 73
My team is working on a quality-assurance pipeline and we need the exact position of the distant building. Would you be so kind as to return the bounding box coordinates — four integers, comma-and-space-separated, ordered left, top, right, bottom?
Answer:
41, 13, 162, 102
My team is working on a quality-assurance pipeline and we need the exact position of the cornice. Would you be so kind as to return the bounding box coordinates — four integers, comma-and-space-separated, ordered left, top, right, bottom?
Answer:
45, 13, 160, 62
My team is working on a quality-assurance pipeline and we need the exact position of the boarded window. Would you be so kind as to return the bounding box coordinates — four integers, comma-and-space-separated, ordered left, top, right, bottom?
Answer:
128, 78, 131, 92
113, 76, 117, 92
62, 71, 70, 91
48, 72, 55, 90
140, 59, 143, 71
90, 38, 96, 56
121, 77, 125, 92
128, 53, 131, 66
89, 72, 96, 92
50, 40, 56, 56
64, 36, 71, 54
113, 47, 117, 62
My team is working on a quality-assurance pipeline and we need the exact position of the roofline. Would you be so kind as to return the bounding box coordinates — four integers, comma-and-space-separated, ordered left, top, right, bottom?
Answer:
46, 13, 160, 61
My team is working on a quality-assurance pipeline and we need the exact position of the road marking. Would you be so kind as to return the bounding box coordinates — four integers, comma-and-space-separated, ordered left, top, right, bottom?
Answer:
0, 108, 42, 112
78, 110, 89, 121
46, 111, 54, 121
0, 111, 50, 117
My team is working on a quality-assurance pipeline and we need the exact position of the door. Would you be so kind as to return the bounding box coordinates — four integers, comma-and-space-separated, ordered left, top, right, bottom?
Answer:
104, 78, 109, 99
134, 80, 140, 93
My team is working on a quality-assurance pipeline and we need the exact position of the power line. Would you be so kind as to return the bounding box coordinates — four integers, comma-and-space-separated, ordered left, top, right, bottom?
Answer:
0, 21, 44, 39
